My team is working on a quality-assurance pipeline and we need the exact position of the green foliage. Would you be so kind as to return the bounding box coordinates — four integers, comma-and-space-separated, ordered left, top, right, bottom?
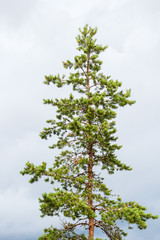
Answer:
38, 226, 88, 240
21, 25, 158, 239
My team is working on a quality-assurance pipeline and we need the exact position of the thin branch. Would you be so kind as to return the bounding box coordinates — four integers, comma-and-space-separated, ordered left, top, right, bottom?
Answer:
80, 65, 88, 79
89, 83, 101, 89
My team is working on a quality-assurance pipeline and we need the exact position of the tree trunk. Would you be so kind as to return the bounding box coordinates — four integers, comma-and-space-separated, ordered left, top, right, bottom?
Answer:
87, 51, 94, 239
88, 145, 94, 239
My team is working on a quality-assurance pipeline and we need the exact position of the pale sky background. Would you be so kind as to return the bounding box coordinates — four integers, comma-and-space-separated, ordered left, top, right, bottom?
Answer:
0, 0, 160, 239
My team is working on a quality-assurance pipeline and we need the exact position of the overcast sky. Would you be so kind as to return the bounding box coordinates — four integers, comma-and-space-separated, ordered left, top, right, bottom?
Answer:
0, 0, 160, 239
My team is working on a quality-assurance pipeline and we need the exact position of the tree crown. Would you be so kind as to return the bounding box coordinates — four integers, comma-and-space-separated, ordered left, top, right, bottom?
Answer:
21, 25, 158, 240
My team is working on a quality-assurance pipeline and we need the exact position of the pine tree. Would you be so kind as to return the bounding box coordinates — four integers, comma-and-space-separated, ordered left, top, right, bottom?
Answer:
21, 25, 158, 240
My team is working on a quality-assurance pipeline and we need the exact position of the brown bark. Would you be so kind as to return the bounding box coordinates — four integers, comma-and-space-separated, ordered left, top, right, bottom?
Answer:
87, 52, 94, 239
88, 145, 94, 239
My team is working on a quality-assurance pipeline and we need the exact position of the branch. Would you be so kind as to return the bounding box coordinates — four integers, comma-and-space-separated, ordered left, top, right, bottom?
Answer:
94, 219, 121, 240
80, 65, 88, 79
89, 83, 101, 89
